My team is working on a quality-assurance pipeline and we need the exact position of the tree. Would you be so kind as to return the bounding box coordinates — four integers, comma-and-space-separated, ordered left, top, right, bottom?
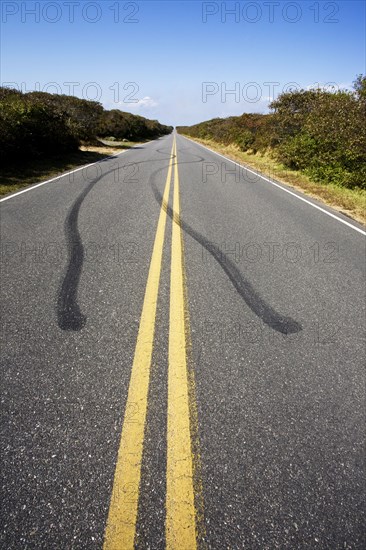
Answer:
353, 74, 366, 101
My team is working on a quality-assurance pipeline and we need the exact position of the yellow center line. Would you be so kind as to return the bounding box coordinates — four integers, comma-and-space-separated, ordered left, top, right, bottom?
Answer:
103, 141, 175, 550
166, 138, 197, 549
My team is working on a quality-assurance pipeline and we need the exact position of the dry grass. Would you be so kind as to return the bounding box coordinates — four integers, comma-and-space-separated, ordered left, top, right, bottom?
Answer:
0, 141, 141, 197
80, 139, 141, 156
186, 137, 366, 226
80, 145, 122, 156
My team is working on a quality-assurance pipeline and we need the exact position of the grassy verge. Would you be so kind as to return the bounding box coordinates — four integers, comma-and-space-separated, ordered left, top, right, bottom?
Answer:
0, 139, 142, 197
183, 136, 366, 226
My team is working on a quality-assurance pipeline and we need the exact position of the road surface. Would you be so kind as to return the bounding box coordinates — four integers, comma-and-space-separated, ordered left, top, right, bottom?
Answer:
1, 133, 365, 549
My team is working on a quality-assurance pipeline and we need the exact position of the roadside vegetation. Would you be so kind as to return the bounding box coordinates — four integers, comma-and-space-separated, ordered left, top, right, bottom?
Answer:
0, 87, 173, 196
177, 75, 366, 224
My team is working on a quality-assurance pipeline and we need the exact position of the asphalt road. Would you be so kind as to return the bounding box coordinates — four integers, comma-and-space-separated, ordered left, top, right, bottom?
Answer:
1, 133, 365, 549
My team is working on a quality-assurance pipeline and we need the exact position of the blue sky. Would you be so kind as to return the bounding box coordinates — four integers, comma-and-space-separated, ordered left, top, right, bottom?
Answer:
1, 0, 365, 125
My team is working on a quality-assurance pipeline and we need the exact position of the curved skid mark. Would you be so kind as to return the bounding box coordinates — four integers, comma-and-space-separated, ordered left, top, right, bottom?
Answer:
57, 167, 116, 331
57, 140, 301, 335
149, 154, 302, 335
56, 144, 177, 332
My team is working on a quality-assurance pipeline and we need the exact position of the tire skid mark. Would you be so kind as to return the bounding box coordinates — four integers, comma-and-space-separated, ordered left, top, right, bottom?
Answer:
57, 139, 301, 335
149, 147, 302, 335
56, 142, 173, 332
57, 168, 111, 331
56, 142, 201, 332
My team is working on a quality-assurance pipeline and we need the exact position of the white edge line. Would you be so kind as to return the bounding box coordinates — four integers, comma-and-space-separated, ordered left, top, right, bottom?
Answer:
0, 140, 156, 203
180, 135, 366, 237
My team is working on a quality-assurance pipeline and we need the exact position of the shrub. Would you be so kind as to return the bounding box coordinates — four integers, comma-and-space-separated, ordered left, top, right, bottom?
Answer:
178, 75, 366, 190
0, 87, 173, 164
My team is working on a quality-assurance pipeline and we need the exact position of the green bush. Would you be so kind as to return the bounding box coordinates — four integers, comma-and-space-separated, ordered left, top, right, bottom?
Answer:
276, 133, 318, 170
271, 85, 366, 189
0, 90, 79, 162
0, 87, 173, 164
98, 110, 172, 141
235, 130, 254, 151
178, 75, 366, 190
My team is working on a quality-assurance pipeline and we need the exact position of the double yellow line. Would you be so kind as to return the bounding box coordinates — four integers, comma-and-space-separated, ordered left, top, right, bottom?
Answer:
104, 137, 198, 550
